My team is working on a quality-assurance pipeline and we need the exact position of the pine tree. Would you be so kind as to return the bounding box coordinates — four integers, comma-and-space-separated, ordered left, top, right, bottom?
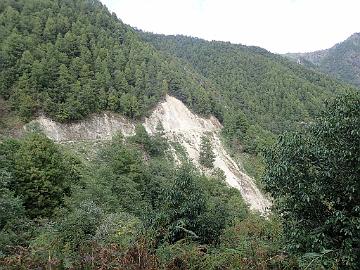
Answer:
107, 87, 120, 111
10, 133, 76, 218
199, 134, 215, 168
120, 93, 139, 118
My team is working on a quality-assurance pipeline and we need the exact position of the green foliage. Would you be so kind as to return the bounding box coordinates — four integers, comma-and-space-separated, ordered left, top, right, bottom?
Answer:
199, 134, 215, 168
241, 153, 266, 184
0, 131, 291, 269
0, 169, 33, 256
286, 33, 360, 87
202, 215, 287, 270
0, 170, 25, 230
263, 93, 360, 268
94, 134, 146, 214
30, 200, 105, 267
141, 33, 356, 154
155, 215, 289, 270
130, 124, 168, 157
3, 1, 356, 268
95, 212, 142, 248
152, 164, 246, 245
0, 133, 80, 218
159, 164, 208, 243
0, 0, 212, 122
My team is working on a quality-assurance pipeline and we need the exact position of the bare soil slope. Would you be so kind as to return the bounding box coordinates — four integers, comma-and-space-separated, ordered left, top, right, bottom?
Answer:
26, 95, 270, 213
144, 96, 270, 213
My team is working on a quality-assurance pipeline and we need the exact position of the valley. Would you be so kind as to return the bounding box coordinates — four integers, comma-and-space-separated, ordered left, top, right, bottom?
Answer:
0, 0, 358, 269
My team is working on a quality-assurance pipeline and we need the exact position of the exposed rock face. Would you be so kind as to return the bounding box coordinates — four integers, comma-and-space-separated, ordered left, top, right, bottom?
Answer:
284, 32, 360, 87
26, 95, 271, 213
144, 96, 270, 213
26, 113, 135, 142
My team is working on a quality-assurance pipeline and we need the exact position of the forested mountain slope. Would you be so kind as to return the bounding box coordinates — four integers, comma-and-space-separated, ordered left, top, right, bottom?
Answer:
0, 0, 213, 123
26, 95, 270, 213
1, 0, 356, 156
141, 33, 355, 139
285, 33, 360, 87
0, 0, 359, 269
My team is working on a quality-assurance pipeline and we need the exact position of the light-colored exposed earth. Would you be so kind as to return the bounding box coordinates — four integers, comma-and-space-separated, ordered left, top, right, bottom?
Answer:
26, 95, 270, 213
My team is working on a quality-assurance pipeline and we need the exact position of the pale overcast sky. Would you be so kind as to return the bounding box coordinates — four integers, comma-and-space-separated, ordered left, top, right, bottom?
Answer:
100, 0, 360, 54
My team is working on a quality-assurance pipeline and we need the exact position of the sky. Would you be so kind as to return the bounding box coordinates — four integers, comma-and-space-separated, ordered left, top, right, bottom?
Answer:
100, 0, 360, 54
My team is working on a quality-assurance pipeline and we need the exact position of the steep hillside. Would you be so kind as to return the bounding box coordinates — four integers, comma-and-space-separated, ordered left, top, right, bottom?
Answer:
284, 33, 360, 87
1, 0, 358, 268
1, 0, 355, 157
144, 96, 270, 212
140, 33, 355, 146
26, 112, 135, 141
26, 95, 270, 213
0, 0, 213, 122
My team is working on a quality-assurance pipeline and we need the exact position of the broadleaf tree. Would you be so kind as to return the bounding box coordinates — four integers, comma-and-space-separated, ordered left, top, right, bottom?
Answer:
263, 93, 360, 268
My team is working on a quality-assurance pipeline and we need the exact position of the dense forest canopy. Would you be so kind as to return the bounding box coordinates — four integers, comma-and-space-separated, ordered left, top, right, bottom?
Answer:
0, 0, 213, 122
264, 93, 360, 268
140, 33, 355, 136
1, 0, 357, 155
1, 93, 358, 269
0, 0, 359, 269
0, 126, 285, 269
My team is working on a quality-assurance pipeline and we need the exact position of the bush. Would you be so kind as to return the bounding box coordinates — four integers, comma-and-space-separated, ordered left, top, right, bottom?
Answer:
263, 93, 360, 268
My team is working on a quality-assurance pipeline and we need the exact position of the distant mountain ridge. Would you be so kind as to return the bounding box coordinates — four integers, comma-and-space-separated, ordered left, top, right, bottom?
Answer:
0, 0, 356, 153
140, 32, 354, 139
284, 33, 360, 87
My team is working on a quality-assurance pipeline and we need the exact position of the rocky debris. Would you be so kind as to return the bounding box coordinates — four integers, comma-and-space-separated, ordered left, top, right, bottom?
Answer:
26, 95, 271, 213
143, 96, 271, 213
25, 113, 135, 142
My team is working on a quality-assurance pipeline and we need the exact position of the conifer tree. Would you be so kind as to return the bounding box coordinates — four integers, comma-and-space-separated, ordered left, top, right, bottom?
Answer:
199, 134, 215, 168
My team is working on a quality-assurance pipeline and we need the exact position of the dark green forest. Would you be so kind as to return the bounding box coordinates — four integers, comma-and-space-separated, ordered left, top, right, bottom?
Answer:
140, 33, 355, 147
0, 0, 359, 269
0, 0, 213, 122
0, 0, 357, 153
0, 127, 285, 269
1, 93, 358, 269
